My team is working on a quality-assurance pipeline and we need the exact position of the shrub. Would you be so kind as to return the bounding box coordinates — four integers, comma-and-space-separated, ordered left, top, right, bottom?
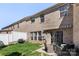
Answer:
75, 47, 79, 56
18, 39, 25, 43
0, 41, 6, 49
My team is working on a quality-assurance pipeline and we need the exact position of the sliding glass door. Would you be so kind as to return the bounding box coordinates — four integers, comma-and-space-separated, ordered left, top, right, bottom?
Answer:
54, 31, 63, 46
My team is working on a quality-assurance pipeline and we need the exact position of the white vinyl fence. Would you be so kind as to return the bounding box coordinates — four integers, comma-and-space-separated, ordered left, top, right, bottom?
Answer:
0, 31, 27, 45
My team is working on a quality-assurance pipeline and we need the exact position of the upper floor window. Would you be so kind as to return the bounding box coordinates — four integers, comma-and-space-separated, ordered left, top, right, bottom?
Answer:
40, 15, 44, 23
17, 23, 19, 28
59, 4, 70, 17
31, 17, 35, 23
13, 25, 15, 29
6, 31, 8, 34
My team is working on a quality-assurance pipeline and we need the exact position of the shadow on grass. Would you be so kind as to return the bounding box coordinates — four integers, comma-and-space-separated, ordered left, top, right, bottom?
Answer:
0, 41, 7, 50
6, 52, 22, 56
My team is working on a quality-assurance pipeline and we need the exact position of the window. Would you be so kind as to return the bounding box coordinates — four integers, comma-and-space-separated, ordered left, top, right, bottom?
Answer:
31, 18, 35, 23
31, 32, 38, 40
31, 32, 33, 40
31, 32, 43, 41
59, 4, 70, 17
40, 15, 44, 23
17, 24, 19, 28
6, 31, 8, 34
13, 25, 15, 29
34, 32, 37, 40
38, 31, 42, 41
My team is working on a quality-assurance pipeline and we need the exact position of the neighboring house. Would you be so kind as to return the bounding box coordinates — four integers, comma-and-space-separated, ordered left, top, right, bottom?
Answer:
1, 3, 79, 53
0, 30, 13, 34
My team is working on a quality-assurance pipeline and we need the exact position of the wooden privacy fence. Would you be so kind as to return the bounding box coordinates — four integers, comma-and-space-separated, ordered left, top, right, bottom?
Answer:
0, 31, 27, 45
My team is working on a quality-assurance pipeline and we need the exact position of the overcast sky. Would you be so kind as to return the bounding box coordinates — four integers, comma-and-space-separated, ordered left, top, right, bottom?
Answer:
0, 3, 55, 29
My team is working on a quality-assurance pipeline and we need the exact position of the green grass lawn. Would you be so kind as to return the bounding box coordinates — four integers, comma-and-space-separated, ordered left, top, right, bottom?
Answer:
0, 42, 47, 56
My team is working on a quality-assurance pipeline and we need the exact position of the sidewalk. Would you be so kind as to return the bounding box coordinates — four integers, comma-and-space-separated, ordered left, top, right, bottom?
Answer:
35, 46, 57, 56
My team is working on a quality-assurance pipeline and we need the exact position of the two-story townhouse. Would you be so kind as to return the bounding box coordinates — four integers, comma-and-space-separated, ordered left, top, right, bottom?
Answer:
2, 3, 79, 53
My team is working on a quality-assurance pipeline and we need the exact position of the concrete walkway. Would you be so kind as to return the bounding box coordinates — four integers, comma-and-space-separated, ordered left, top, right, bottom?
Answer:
35, 46, 57, 56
